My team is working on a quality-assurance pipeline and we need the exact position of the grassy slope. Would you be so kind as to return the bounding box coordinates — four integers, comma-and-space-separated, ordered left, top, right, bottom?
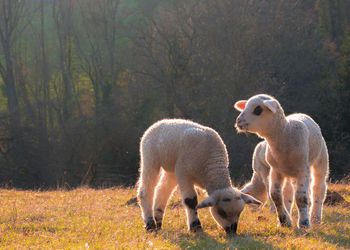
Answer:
0, 184, 349, 249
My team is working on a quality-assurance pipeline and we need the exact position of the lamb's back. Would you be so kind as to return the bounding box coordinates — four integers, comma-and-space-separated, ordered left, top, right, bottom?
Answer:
286, 113, 325, 164
141, 119, 219, 171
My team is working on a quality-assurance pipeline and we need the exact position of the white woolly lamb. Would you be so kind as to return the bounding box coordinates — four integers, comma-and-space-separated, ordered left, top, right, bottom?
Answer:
137, 119, 261, 236
234, 94, 329, 228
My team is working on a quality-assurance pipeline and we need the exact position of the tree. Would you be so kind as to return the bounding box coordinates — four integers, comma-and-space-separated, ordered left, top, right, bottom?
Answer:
0, 0, 29, 185
53, 0, 75, 121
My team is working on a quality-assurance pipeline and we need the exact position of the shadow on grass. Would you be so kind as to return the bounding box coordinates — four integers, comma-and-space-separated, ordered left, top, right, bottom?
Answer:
318, 210, 350, 248
317, 231, 350, 249
163, 230, 275, 249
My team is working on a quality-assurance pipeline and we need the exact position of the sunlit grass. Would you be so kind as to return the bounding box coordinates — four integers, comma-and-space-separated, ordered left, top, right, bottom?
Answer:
0, 184, 348, 249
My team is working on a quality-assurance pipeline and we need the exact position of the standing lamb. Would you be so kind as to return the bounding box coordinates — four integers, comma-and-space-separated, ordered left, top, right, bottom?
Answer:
137, 119, 261, 236
234, 94, 329, 228
241, 141, 294, 214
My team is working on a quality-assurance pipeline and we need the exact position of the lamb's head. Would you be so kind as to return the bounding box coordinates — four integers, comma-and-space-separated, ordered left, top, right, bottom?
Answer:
234, 94, 284, 136
197, 187, 261, 236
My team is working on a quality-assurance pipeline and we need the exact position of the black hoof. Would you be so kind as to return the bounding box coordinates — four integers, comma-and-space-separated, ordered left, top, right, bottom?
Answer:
156, 221, 162, 229
299, 219, 310, 229
279, 215, 292, 227
145, 218, 157, 232
190, 220, 202, 232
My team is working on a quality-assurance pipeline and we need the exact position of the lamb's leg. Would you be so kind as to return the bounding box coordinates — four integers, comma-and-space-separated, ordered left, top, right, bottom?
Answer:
177, 176, 202, 232
283, 178, 294, 215
310, 149, 328, 225
295, 166, 311, 228
268, 188, 275, 211
137, 158, 161, 232
241, 173, 268, 204
153, 170, 177, 229
241, 158, 269, 205
260, 168, 275, 211
259, 168, 275, 211
270, 169, 292, 227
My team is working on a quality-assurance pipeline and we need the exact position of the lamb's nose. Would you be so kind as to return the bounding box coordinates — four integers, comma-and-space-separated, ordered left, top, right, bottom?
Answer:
225, 223, 237, 236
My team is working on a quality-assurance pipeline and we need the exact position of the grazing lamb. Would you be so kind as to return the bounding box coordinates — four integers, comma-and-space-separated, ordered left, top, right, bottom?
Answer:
241, 141, 294, 214
234, 94, 329, 228
137, 119, 261, 236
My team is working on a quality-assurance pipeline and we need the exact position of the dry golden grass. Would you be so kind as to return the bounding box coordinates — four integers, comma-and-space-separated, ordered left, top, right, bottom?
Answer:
0, 184, 349, 249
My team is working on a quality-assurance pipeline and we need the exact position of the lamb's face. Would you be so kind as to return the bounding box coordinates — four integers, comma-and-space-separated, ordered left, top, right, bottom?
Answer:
210, 191, 244, 235
197, 188, 261, 236
234, 95, 279, 135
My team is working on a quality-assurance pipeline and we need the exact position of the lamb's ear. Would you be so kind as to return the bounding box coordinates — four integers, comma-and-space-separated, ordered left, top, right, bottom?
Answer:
263, 99, 278, 113
197, 196, 216, 209
234, 100, 247, 112
241, 193, 262, 206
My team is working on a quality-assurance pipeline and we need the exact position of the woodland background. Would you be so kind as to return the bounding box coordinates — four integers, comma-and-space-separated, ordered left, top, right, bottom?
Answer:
0, 0, 349, 188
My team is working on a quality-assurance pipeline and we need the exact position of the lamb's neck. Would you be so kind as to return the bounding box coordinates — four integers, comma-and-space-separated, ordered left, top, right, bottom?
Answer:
204, 165, 232, 194
260, 115, 288, 152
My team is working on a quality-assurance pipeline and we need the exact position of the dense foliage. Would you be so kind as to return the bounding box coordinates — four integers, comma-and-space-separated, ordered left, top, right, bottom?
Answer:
0, 0, 349, 188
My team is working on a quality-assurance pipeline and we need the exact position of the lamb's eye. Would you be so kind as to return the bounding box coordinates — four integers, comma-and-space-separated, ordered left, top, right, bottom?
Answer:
253, 105, 263, 116
222, 198, 231, 202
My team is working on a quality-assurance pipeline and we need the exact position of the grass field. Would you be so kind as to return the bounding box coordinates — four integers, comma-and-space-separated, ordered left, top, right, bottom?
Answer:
0, 184, 349, 249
